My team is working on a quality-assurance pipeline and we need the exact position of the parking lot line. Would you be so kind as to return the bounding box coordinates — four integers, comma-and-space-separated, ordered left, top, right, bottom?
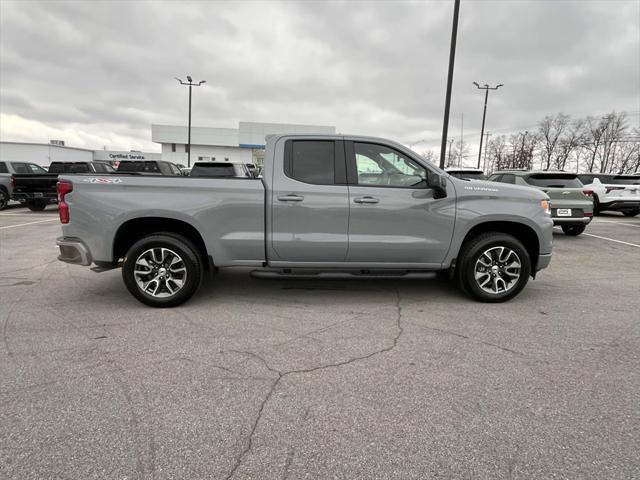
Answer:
0, 218, 58, 230
584, 233, 640, 248
593, 220, 640, 228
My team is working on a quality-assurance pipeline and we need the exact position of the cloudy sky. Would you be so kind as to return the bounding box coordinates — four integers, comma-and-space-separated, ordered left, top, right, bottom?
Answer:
1, 0, 638, 156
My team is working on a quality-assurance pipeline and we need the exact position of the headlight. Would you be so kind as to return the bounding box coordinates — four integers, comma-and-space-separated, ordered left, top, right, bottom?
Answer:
540, 199, 551, 215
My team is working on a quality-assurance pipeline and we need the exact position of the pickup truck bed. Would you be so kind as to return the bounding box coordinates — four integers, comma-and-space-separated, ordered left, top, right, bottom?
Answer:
56, 134, 554, 307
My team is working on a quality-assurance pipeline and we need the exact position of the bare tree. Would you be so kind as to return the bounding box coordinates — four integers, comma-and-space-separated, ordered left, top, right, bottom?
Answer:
553, 118, 586, 171
581, 112, 629, 173
420, 149, 438, 164
487, 135, 508, 172
538, 113, 570, 170
507, 131, 539, 170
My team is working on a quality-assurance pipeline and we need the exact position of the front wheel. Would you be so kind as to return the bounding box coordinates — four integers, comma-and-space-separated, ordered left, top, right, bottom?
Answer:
561, 224, 586, 236
622, 209, 639, 217
122, 233, 203, 307
457, 232, 531, 303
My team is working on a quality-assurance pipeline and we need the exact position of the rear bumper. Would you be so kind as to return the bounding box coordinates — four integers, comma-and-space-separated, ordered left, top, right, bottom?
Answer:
536, 253, 552, 272
600, 200, 640, 211
552, 217, 592, 226
12, 192, 57, 202
56, 237, 92, 266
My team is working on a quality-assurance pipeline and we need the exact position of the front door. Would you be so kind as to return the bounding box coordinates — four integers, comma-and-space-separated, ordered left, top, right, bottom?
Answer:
270, 139, 349, 262
345, 141, 455, 265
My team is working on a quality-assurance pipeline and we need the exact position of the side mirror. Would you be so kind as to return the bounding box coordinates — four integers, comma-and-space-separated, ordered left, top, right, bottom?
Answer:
427, 171, 448, 199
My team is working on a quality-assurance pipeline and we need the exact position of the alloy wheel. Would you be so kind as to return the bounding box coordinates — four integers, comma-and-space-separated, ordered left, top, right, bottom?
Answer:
133, 247, 187, 298
473, 246, 521, 295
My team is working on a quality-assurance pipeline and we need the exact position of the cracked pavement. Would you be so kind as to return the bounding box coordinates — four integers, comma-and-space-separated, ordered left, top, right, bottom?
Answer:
1, 206, 639, 479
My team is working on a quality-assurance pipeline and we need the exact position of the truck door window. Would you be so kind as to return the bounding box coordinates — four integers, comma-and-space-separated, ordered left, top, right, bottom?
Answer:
286, 140, 335, 185
0, 162, 8, 173
353, 142, 426, 188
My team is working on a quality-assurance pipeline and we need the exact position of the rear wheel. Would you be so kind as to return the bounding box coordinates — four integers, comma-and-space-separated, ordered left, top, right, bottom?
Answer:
622, 209, 639, 217
26, 200, 47, 211
456, 232, 531, 303
122, 233, 203, 307
561, 224, 586, 236
0, 189, 8, 210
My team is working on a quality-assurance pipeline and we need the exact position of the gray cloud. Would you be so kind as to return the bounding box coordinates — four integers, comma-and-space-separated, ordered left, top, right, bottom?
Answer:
1, 0, 638, 154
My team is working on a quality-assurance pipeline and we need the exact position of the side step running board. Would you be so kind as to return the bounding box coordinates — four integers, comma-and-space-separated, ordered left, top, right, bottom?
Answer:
250, 270, 437, 280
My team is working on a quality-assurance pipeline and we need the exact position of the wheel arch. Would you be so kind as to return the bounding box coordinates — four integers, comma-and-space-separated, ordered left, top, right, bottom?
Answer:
113, 217, 211, 270
458, 221, 540, 273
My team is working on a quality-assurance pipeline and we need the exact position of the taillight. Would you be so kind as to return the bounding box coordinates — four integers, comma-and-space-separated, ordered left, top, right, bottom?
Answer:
582, 189, 593, 197
10, 176, 16, 190
584, 212, 593, 217
57, 181, 73, 224
605, 186, 623, 194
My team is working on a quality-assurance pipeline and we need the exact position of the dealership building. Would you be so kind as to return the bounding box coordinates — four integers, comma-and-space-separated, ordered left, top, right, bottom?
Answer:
152, 121, 336, 166
0, 141, 161, 168
0, 121, 335, 168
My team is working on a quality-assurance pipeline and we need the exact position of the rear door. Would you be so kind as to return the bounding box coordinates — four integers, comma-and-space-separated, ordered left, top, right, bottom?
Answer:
270, 139, 349, 262
344, 141, 455, 265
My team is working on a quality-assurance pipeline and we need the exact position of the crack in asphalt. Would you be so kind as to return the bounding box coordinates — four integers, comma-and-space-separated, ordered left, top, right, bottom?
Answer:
223, 289, 404, 480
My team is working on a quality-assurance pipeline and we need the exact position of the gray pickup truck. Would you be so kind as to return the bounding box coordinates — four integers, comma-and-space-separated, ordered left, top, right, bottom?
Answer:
56, 134, 553, 307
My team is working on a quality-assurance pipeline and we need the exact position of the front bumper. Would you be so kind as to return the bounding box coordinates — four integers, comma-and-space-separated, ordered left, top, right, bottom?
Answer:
536, 253, 552, 271
56, 237, 92, 266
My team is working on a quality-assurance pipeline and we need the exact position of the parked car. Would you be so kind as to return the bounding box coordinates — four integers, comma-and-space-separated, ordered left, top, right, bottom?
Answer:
577, 173, 640, 217
55, 134, 553, 307
11, 161, 116, 211
116, 160, 182, 176
445, 168, 486, 180
1, 161, 50, 210
189, 162, 252, 178
488, 170, 593, 236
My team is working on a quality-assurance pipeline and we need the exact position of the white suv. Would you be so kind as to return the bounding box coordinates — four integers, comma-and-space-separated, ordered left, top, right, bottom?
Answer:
578, 174, 640, 217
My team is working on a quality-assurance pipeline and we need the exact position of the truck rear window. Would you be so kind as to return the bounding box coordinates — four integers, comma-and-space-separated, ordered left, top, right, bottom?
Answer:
117, 161, 161, 173
48, 162, 90, 173
190, 163, 238, 177
525, 174, 583, 188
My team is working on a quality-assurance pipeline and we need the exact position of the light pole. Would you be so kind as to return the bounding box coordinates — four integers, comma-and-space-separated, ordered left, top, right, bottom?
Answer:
176, 76, 206, 168
439, 0, 461, 169
473, 82, 503, 169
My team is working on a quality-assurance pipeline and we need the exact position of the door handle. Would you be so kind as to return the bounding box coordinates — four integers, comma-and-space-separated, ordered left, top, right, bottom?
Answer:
277, 194, 304, 202
353, 196, 379, 204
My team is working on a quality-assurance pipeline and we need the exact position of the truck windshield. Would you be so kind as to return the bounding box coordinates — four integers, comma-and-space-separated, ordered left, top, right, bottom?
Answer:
525, 174, 583, 188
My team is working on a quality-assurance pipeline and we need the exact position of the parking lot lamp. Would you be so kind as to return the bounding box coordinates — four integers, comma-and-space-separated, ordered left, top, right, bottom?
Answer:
439, 0, 461, 169
175, 76, 206, 168
473, 82, 503, 169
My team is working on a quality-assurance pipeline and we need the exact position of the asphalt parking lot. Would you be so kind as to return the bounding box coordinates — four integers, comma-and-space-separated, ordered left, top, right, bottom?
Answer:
1, 206, 639, 480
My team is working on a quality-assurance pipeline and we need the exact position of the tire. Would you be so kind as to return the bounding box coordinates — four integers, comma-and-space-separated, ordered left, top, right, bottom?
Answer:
622, 209, 639, 217
456, 232, 531, 303
26, 200, 47, 211
561, 224, 586, 236
122, 233, 203, 308
0, 189, 8, 211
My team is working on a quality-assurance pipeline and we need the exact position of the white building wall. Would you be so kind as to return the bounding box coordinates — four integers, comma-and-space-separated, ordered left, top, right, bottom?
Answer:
0, 143, 92, 166
161, 144, 252, 165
